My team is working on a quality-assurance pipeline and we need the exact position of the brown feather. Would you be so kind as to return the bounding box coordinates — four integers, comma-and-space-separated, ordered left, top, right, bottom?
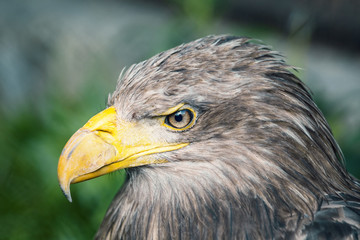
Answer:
97, 35, 360, 239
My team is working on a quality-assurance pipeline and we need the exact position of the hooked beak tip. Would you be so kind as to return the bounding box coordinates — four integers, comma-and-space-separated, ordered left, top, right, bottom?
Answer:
60, 183, 73, 202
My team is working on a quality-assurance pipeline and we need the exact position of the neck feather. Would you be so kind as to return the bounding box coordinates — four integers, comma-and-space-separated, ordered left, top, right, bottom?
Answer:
96, 161, 320, 239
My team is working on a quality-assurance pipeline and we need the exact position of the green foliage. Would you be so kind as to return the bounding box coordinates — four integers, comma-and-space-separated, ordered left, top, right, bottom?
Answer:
0, 90, 126, 239
313, 94, 360, 178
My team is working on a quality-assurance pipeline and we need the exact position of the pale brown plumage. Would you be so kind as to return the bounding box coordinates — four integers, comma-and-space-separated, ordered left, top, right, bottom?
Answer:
72, 35, 360, 239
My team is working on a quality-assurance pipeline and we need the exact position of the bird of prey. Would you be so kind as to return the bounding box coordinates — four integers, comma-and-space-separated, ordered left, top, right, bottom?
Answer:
58, 35, 360, 239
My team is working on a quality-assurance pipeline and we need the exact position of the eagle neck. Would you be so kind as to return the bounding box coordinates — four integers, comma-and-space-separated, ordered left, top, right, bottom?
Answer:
96, 163, 316, 239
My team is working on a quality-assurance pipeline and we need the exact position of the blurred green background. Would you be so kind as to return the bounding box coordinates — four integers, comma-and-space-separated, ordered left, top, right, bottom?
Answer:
0, 0, 359, 239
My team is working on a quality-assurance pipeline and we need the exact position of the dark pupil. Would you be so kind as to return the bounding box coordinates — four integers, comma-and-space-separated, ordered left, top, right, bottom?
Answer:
174, 111, 184, 122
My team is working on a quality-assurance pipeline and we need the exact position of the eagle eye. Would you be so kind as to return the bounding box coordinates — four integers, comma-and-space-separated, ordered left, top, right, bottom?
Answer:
165, 109, 195, 130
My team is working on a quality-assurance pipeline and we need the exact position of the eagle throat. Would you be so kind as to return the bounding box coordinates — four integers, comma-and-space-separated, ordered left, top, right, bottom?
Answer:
95, 161, 318, 239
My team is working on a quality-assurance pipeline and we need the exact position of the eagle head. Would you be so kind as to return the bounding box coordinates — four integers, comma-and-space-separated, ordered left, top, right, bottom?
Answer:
58, 35, 358, 239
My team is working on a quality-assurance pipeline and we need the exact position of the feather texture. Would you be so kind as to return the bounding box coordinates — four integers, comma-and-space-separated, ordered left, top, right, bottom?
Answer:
96, 35, 360, 239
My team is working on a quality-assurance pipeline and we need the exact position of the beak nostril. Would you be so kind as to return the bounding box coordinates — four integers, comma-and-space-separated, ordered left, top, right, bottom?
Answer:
97, 129, 112, 134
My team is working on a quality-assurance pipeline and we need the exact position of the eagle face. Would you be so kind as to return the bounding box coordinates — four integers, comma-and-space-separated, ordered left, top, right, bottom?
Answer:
58, 35, 359, 239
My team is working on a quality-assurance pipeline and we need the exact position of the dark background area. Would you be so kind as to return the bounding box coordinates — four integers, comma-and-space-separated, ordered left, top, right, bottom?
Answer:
0, 0, 359, 239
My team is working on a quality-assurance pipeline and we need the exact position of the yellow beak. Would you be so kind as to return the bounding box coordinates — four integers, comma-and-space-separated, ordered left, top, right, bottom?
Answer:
58, 106, 188, 202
